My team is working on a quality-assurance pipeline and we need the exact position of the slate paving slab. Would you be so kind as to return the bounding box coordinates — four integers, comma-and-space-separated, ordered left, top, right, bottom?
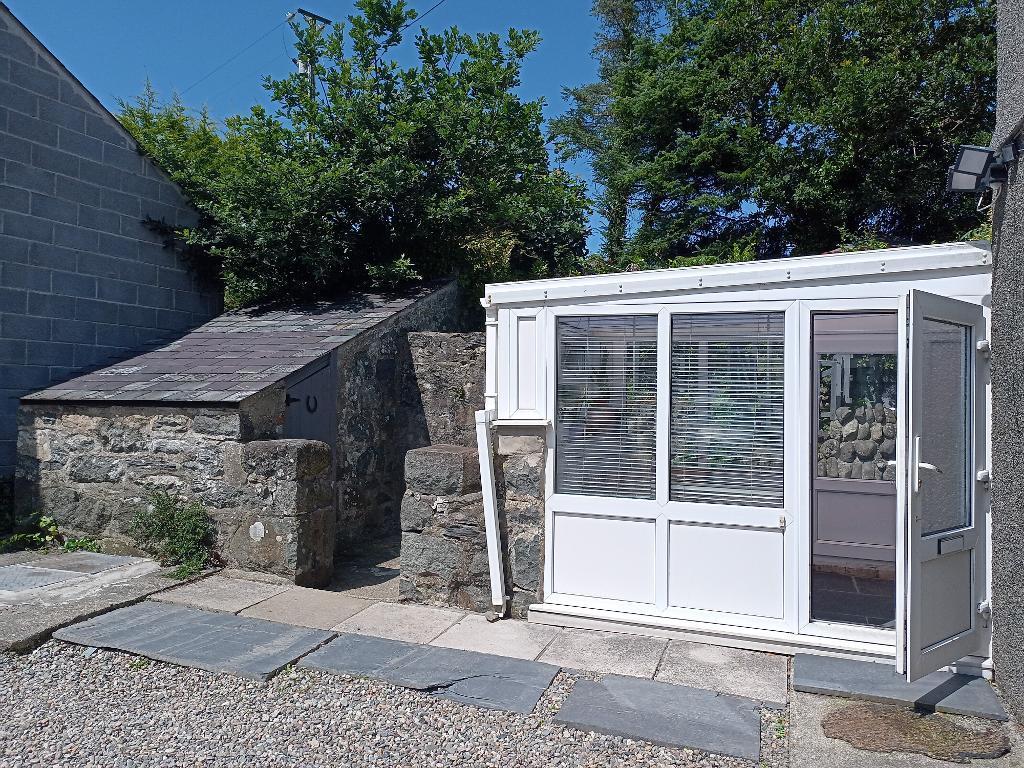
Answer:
793, 653, 1007, 721
301, 632, 560, 713
554, 674, 764, 761
655, 639, 789, 707
26, 552, 143, 574
0, 565, 83, 592
54, 601, 334, 680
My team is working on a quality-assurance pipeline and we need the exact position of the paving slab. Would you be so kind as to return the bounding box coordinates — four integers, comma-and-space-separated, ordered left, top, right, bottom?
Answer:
431, 615, 562, 660
538, 627, 668, 678
793, 653, 1007, 721
151, 575, 290, 614
26, 552, 144, 574
301, 632, 560, 713
554, 674, 763, 761
0, 565, 83, 592
54, 602, 333, 680
791, 691, 1024, 767
332, 601, 464, 643
239, 587, 373, 629
0, 569, 179, 653
655, 639, 789, 707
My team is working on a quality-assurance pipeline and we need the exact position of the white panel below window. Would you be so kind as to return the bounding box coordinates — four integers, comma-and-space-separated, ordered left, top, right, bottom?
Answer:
552, 513, 656, 603
668, 522, 785, 619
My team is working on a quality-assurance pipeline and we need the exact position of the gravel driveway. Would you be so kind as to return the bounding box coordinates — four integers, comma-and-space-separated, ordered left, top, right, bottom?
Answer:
0, 642, 786, 768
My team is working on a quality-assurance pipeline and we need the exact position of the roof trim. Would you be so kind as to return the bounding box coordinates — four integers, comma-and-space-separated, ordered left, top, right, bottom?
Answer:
481, 242, 992, 306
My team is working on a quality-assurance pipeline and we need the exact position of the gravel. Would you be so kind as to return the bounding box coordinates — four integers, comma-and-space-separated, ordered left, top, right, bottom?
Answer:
0, 642, 787, 768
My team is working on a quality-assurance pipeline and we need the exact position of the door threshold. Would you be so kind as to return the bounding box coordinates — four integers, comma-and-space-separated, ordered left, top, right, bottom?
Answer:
528, 602, 895, 661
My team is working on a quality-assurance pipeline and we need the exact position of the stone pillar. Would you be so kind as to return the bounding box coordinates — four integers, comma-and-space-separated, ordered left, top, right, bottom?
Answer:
496, 426, 546, 619
398, 445, 491, 610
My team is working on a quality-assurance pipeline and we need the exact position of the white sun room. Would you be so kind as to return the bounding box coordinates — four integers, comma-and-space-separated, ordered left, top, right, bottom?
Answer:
479, 242, 992, 682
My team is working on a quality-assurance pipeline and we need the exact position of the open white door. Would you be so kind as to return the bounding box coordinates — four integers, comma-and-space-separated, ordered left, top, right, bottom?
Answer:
902, 289, 987, 682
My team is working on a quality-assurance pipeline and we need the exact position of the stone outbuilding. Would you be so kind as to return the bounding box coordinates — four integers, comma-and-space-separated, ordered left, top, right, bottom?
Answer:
15, 282, 460, 585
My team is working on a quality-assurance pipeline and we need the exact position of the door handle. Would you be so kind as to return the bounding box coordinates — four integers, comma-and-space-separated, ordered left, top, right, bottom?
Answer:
918, 462, 942, 475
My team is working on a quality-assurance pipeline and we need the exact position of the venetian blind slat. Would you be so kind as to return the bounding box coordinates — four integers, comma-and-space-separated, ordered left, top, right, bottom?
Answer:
670, 312, 785, 507
555, 315, 659, 499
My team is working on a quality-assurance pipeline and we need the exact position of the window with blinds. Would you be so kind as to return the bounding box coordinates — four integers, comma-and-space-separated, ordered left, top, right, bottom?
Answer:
670, 312, 785, 507
555, 315, 659, 499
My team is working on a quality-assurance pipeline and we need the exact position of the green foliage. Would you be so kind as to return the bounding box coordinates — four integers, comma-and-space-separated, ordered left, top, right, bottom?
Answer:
0, 515, 100, 554
118, 0, 590, 310
556, 0, 996, 267
131, 491, 214, 579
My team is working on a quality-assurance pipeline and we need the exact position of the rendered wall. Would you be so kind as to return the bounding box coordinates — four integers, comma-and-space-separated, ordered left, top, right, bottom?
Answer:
990, 0, 1024, 725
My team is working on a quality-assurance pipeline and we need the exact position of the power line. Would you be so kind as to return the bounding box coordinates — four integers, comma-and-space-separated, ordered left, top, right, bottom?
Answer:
401, 0, 450, 31
180, 13, 296, 96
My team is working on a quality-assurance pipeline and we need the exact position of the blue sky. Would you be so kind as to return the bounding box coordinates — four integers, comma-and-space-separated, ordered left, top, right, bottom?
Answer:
6, 0, 603, 245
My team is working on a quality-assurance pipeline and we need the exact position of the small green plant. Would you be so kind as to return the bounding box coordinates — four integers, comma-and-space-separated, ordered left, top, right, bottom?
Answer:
131, 491, 214, 579
62, 537, 102, 553
0, 515, 59, 554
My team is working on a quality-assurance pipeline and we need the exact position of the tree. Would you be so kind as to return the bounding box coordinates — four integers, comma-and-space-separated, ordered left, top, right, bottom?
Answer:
120, 0, 590, 308
556, 0, 996, 266
552, 0, 662, 269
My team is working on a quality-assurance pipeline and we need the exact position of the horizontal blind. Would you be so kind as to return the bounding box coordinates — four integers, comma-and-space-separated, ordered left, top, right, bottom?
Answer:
555, 315, 658, 499
670, 312, 785, 507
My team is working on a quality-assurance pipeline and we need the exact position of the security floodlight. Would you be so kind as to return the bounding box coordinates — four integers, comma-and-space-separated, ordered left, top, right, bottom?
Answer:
946, 145, 994, 193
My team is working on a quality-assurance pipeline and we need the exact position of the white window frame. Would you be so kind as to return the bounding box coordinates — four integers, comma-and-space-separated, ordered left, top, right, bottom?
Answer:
542, 299, 800, 635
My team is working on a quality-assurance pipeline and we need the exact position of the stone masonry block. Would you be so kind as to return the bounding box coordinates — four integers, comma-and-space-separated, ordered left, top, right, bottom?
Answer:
404, 444, 480, 496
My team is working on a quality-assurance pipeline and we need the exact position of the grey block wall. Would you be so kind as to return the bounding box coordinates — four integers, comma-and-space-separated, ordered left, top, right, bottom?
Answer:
991, 0, 1024, 725
0, 5, 221, 501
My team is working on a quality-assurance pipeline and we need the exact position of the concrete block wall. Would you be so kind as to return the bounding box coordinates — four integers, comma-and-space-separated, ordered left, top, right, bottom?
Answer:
0, 5, 221, 500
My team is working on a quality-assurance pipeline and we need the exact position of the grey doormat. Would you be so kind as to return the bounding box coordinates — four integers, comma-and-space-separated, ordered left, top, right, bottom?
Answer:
554, 674, 763, 761
300, 632, 560, 713
793, 654, 1007, 721
53, 601, 334, 680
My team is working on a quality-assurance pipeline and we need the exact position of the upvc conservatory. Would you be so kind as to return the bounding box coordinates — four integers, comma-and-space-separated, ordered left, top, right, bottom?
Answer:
478, 242, 992, 681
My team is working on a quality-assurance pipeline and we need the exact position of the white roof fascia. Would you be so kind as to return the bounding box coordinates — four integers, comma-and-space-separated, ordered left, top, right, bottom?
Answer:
482, 242, 992, 307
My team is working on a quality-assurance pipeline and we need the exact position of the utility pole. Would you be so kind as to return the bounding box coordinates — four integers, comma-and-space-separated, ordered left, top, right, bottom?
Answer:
296, 8, 332, 103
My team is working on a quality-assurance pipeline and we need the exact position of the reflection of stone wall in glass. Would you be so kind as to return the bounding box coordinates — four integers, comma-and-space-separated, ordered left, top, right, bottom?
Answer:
817, 403, 897, 481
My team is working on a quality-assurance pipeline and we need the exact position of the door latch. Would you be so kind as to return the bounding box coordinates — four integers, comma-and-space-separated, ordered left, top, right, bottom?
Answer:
978, 599, 992, 628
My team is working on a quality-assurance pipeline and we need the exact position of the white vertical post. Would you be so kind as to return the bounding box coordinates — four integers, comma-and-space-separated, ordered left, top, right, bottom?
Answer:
476, 408, 507, 616
483, 301, 498, 413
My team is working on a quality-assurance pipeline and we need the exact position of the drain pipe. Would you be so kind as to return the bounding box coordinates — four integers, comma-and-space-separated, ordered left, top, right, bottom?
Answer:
477, 299, 507, 619
476, 408, 508, 620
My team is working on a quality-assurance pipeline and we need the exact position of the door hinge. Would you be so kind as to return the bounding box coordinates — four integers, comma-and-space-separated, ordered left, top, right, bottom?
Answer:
978, 599, 992, 627
778, 515, 787, 531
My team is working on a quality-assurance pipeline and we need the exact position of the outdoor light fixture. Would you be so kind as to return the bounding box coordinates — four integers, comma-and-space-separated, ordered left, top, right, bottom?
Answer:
947, 136, 1022, 193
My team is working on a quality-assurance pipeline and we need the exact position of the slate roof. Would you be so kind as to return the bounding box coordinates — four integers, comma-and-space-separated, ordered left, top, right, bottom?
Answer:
23, 284, 443, 405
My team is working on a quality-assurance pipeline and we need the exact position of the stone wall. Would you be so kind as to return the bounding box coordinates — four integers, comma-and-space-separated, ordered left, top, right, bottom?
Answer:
991, 0, 1024, 725
816, 403, 897, 481
407, 332, 485, 448
495, 427, 546, 618
0, 7, 221, 497
14, 404, 334, 585
332, 282, 461, 552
